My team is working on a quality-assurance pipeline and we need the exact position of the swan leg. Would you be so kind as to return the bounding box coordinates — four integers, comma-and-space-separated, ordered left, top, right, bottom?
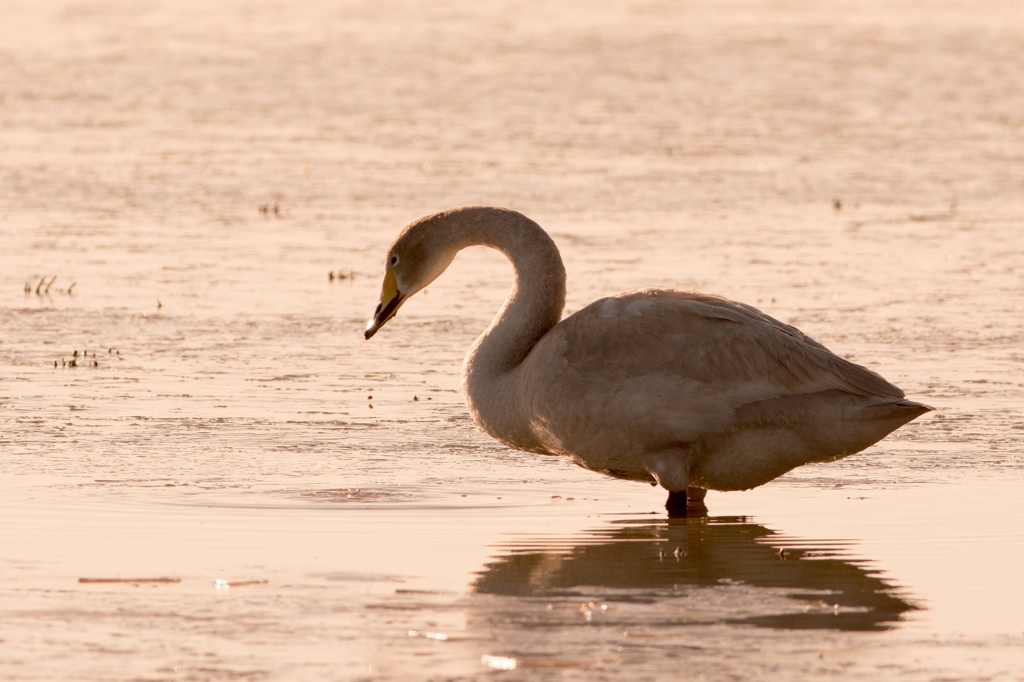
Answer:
665, 490, 688, 510
686, 486, 707, 503
665, 487, 708, 518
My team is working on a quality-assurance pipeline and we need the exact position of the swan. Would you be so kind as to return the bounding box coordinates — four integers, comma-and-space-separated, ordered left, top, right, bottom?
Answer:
364, 206, 931, 511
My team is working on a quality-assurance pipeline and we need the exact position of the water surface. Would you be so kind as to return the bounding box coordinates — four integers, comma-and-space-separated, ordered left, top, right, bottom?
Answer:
2, 0, 1023, 679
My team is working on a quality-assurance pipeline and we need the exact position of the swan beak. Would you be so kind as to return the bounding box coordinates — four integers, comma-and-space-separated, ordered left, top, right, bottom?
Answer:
365, 268, 405, 339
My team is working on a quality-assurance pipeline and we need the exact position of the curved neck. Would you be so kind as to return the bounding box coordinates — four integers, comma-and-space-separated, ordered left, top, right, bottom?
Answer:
446, 208, 566, 382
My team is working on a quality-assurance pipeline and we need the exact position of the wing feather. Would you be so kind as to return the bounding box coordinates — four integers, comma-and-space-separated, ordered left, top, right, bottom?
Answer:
557, 289, 903, 402
519, 289, 905, 453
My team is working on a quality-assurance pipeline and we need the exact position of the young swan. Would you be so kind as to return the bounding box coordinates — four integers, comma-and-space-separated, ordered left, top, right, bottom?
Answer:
365, 206, 931, 513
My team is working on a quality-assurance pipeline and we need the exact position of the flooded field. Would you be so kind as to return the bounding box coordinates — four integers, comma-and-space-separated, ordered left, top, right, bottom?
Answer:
2, 0, 1023, 679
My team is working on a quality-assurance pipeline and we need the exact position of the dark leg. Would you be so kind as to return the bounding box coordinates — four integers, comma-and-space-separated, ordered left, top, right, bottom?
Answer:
665, 490, 688, 510
686, 486, 707, 504
665, 487, 708, 518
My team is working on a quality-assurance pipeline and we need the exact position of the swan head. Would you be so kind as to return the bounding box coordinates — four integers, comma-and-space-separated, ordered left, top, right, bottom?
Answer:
364, 216, 459, 339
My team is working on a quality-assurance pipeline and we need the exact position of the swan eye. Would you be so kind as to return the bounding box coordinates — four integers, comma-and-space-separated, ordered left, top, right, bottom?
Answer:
389, 255, 398, 266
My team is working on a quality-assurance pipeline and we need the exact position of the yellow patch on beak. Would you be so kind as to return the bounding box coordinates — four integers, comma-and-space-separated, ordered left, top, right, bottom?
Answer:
365, 268, 405, 339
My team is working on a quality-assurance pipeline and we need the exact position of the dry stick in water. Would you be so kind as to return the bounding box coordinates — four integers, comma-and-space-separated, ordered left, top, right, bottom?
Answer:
79, 577, 181, 584
214, 579, 269, 588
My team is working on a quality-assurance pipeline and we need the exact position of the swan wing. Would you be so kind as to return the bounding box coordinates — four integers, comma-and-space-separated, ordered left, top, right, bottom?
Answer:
524, 289, 904, 450
560, 290, 901, 399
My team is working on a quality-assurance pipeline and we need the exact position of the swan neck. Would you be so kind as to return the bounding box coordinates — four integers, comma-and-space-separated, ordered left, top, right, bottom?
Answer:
456, 210, 566, 381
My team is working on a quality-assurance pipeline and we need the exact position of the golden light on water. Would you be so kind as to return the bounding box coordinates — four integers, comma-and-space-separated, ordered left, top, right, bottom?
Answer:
2, 0, 1023, 679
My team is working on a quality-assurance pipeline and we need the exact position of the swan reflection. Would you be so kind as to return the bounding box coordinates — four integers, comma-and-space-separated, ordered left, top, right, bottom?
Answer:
473, 516, 914, 631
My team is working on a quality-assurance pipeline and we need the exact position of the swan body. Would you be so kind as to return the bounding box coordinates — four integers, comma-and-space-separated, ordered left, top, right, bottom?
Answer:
365, 207, 930, 505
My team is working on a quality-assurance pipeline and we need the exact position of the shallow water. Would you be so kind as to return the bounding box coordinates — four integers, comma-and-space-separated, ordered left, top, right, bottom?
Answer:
2, 0, 1024, 680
